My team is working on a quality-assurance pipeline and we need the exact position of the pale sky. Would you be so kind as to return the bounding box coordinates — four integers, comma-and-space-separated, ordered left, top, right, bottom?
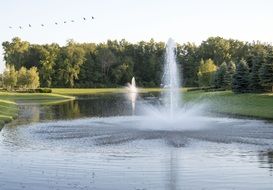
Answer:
1, 0, 273, 72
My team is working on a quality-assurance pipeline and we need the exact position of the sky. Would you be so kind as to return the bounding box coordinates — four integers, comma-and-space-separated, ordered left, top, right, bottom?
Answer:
1, 0, 273, 72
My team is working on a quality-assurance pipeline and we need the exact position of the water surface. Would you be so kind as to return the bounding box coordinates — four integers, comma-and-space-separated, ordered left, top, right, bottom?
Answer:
0, 93, 272, 190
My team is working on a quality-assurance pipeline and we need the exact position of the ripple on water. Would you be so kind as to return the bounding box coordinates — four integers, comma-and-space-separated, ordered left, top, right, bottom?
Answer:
0, 116, 273, 190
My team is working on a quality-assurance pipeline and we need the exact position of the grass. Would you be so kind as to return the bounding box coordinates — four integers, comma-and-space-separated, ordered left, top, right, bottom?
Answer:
183, 91, 273, 120
53, 88, 273, 120
0, 91, 75, 101
0, 91, 75, 128
1, 88, 273, 128
0, 99, 18, 128
52, 87, 188, 95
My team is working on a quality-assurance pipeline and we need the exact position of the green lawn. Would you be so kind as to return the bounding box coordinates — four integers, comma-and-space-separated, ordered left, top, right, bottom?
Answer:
183, 91, 273, 120
52, 88, 188, 95
0, 100, 18, 128
53, 88, 273, 120
0, 91, 75, 128
1, 88, 273, 129
0, 92, 75, 101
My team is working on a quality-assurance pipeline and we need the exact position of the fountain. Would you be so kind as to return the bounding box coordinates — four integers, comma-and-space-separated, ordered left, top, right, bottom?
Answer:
128, 77, 137, 93
126, 38, 182, 117
162, 38, 181, 116
127, 77, 138, 115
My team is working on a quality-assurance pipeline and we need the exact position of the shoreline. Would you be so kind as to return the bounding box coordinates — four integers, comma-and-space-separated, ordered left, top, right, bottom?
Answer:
1, 89, 273, 129
0, 92, 75, 129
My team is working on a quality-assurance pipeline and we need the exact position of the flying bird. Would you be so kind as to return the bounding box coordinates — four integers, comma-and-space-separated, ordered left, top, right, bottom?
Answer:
92, 16, 94, 19
55, 22, 58, 25
29, 24, 31, 27
71, 20, 74, 22
9, 26, 12, 29
83, 17, 86, 20
19, 26, 22, 29
64, 21, 67, 24
41, 24, 44, 27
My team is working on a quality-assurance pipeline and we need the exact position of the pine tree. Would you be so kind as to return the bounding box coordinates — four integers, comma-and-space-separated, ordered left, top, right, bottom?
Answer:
259, 57, 273, 92
249, 57, 264, 92
214, 62, 228, 88
223, 61, 236, 89
232, 59, 250, 93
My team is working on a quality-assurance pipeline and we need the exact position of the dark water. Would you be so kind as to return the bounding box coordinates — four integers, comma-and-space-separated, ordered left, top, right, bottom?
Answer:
0, 93, 273, 190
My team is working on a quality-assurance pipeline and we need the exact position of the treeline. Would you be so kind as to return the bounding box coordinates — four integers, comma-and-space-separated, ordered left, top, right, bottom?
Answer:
1, 65, 39, 90
2, 37, 273, 92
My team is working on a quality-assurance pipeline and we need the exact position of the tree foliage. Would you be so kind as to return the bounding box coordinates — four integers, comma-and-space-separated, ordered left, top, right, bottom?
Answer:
2, 65, 40, 90
232, 59, 250, 93
3, 65, 17, 90
259, 56, 273, 92
2, 37, 273, 93
197, 59, 217, 87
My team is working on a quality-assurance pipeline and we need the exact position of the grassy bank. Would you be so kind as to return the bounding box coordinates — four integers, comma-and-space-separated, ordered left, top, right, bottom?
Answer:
52, 88, 188, 95
1, 88, 273, 128
183, 91, 273, 120
0, 92, 75, 101
0, 92, 75, 128
0, 100, 18, 128
53, 88, 273, 120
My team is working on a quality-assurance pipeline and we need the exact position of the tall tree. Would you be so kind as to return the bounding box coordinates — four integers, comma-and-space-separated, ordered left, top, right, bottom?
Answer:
197, 59, 217, 87
3, 65, 17, 90
223, 61, 236, 89
17, 67, 28, 89
232, 59, 250, 93
26, 67, 40, 89
259, 56, 273, 92
214, 62, 228, 88
2, 37, 29, 69
55, 40, 85, 87
249, 57, 264, 92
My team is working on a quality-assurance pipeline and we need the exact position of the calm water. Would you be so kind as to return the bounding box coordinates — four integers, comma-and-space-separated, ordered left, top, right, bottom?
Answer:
0, 93, 273, 190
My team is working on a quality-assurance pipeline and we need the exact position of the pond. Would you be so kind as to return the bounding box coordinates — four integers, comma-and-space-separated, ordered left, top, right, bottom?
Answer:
0, 93, 273, 190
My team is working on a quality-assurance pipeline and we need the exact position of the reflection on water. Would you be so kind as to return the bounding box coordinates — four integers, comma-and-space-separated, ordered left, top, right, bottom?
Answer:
0, 93, 273, 190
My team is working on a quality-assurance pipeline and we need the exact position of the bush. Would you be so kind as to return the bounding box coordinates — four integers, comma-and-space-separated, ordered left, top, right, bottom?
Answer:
16, 88, 52, 93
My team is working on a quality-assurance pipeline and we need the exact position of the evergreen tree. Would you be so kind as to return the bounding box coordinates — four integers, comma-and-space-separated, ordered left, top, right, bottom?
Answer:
214, 62, 228, 88
259, 57, 273, 92
249, 57, 264, 92
232, 59, 250, 93
223, 60, 236, 89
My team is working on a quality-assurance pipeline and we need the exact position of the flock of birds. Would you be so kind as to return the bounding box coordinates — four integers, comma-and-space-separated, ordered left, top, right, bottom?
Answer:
8, 16, 95, 30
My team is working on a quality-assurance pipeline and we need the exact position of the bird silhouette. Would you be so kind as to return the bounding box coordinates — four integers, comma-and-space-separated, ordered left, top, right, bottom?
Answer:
19, 26, 22, 29
64, 21, 67, 24
41, 24, 44, 27
29, 24, 31, 27
83, 17, 86, 20
55, 22, 58, 25
71, 20, 75, 22
92, 16, 94, 19
9, 26, 12, 29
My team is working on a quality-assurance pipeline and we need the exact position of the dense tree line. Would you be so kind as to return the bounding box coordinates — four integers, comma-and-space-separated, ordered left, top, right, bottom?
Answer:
1, 65, 39, 90
2, 37, 273, 92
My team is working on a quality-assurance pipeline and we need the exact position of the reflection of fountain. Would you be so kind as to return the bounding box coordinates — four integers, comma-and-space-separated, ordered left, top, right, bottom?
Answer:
126, 77, 138, 115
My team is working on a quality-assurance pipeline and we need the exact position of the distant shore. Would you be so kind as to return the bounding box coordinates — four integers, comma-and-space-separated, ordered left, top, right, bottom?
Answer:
1, 88, 273, 129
